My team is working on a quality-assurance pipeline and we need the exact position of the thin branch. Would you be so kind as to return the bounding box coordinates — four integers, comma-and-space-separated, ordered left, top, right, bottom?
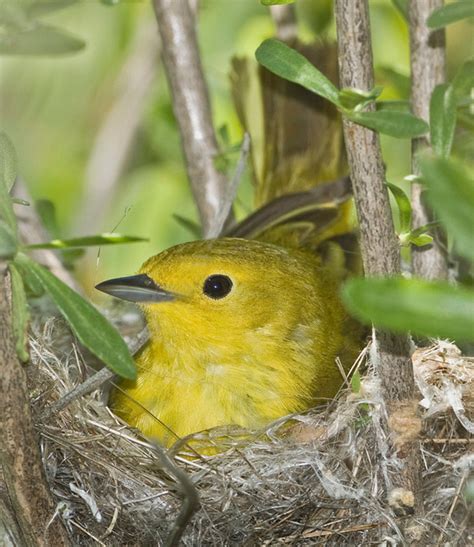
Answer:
409, 0, 447, 280
152, 0, 228, 238
270, 4, 298, 42
40, 326, 149, 420
156, 446, 200, 547
0, 267, 70, 546
335, 0, 422, 520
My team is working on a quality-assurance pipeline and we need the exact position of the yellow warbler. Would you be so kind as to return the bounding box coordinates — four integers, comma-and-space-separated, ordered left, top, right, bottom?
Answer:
96, 237, 363, 447
96, 41, 364, 448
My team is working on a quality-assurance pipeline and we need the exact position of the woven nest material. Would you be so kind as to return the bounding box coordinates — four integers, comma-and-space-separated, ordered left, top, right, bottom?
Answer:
10, 316, 474, 545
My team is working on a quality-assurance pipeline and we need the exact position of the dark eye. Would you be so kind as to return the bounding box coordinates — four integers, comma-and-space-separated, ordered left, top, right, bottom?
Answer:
203, 275, 233, 299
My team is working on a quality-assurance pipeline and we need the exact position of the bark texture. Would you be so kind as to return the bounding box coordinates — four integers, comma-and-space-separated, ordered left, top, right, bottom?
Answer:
0, 268, 70, 547
335, 0, 423, 520
409, 0, 447, 280
153, 0, 227, 237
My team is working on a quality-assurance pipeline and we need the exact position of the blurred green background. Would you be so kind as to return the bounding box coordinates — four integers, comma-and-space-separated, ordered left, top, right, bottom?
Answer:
1, 0, 472, 297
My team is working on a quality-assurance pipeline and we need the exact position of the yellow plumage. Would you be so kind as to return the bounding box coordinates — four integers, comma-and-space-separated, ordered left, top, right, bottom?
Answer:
97, 41, 364, 449
106, 238, 363, 447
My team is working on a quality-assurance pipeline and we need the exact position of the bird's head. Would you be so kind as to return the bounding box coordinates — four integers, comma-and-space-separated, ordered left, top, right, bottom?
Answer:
96, 238, 326, 349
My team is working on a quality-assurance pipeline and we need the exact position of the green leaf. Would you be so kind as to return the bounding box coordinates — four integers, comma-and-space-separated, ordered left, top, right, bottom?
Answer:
427, 1, 474, 29
386, 182, 412, 233
376, 100, 411, 112
391, 0, 408, 21
24, 233, 148, 250
0, 219, 18, 259
408, 233, 433, 247
27, 0, 78, 18
9, 262, 30, 362
0, 132, 17, 191
400, 220, 439, 247
0, 136, 17, 235
260, 0, 294, 4
452, 59, 474, 103
343, 276, 474, 342
420, 156, 474, 262
347, 110, 429, 138
338, 86, 383, 111
351, 370, 362, 394
255, 39, 341, 106
430, 84, 456, 158
376, 66, 410, 98
0, 24, 85, 55
35, 199, 60, 238
217, 124, 231, 147
21, 267, 45, 297
173, 214, 202, 238
14, 253, 136, 379
409, 221, 440, 238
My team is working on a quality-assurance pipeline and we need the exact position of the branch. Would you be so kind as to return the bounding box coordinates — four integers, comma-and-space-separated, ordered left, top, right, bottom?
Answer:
409, 0, 448, 280
0, 267, 70, 546
152, 0, 228, 238
335, 0, 423, 521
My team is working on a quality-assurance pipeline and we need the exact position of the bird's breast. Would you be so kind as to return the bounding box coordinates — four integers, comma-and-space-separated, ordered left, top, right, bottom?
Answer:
111, 334, 313, 445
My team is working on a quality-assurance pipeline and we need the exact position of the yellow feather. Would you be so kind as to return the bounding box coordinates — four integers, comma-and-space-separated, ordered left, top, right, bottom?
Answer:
109, 239, 363, 447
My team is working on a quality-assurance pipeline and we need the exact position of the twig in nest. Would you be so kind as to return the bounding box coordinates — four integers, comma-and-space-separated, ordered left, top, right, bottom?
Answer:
153, 445, 200, 547
40, 327, 149, 420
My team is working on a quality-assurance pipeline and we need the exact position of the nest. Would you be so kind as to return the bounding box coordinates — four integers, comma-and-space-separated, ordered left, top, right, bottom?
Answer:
15, 317, 474, 545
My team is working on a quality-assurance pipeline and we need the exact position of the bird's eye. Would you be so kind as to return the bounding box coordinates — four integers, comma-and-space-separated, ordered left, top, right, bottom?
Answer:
203, 274, 233, 299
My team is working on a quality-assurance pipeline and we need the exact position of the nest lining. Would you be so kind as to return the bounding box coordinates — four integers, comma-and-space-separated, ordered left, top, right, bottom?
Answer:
4, 316, 473, 546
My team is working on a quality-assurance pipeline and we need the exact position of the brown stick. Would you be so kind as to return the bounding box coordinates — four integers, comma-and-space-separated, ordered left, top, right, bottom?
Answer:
335, 0, 422, 520
409, 0, 447, 280
152, 0, 228, 238
0, 267, 70, 546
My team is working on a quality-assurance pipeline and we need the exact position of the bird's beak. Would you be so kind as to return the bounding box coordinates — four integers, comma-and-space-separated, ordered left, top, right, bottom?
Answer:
95, 274, 175, 303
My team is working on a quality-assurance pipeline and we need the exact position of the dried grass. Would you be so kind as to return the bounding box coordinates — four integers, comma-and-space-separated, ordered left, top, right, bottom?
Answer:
15, 318, 474, 545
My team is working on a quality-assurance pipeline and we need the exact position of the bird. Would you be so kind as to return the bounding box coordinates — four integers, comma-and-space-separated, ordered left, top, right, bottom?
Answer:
96, 40, 365, 449
96, 236, 363, 447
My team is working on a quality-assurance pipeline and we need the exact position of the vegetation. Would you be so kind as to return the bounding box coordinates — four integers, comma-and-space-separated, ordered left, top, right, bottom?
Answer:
0, 1, 472, 544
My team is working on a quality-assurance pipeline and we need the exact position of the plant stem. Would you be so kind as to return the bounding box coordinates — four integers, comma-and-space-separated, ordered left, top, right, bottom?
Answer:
335, 0, 423, 522
409, 0, 448, 280
152, 0, 228, 238
0, 266, 70, 546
